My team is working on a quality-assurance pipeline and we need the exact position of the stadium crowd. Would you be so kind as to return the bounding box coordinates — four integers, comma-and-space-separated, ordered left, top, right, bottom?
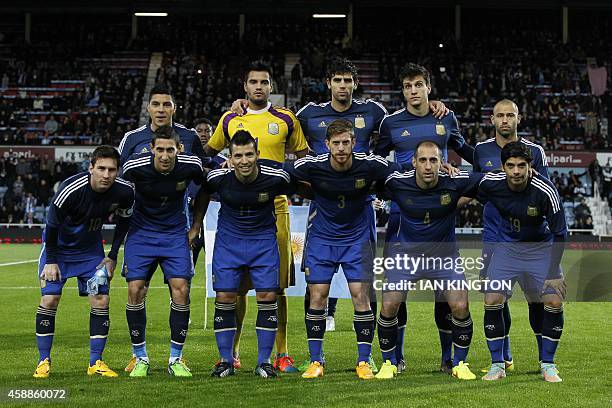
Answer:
0, 14, 610, 227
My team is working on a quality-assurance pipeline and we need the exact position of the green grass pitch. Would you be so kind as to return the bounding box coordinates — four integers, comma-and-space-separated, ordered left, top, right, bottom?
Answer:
0, 244, 610, 407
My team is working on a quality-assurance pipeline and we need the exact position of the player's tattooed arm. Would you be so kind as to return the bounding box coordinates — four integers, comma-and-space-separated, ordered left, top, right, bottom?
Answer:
429, 100, 449, 119
230, 99, 249, 116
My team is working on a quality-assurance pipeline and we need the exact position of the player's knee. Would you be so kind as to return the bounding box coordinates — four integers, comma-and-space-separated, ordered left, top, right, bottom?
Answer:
309, 291, 327, 309
128, 282, 146, 304
544, 299, 563, 309
40, 295, 60, 309
216, 292, 237, 304
449, 301, 469, 319
484, 293, 504, 306
89, 294, 109, 309
255, 291, 276, 302
381, 301, 400, 317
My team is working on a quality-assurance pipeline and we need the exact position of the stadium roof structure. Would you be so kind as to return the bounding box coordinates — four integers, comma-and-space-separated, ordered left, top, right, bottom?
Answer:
1, 0, 612, 14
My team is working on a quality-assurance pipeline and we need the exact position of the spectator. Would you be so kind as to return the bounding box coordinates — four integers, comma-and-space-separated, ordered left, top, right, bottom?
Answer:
12, 175, 24, 196
44, 115, 59, 135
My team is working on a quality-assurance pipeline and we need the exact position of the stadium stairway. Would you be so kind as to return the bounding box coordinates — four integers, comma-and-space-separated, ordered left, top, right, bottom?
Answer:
285, 53, 301, 107
354, 56, 398, 102
139, 52, 163, 126
586, 185, 611, 235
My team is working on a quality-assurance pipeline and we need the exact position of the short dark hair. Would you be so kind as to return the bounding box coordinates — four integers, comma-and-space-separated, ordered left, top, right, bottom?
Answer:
194, 118, 213, 127
244, 61, 272, 82
326, 119, 354, 140
414, 140, 442, 159
326, 57, 358, 81
501, 141, 533, 165
229, 130, 258, 154
91, 145, 120, 167
151, 125, 181, 147
399, 63, 431, 86
149, 83, 173, 101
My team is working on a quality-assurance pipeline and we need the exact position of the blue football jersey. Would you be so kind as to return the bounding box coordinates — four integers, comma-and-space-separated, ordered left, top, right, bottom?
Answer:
45, 172, 135, 262
286, 153, 395, 245
296, 99, 387, 154
206, 163, 294, 238
118, 122, 206, 165
375, 109, 466, 165
477, 172, 567, 242
384, 170, 482, 254
122, 153, 204, 236
474, 137, 549, 177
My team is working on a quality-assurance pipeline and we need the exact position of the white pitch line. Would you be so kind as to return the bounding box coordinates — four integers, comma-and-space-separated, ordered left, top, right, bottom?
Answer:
0, 259, 38, 267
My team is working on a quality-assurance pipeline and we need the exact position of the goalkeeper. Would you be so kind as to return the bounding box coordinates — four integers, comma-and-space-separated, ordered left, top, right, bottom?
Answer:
33, 146, 135, 379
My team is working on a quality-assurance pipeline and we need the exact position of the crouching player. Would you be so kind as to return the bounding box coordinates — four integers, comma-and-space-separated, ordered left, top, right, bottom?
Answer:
207, 131, 297, 378
478, 142, 567, 382
285, 119, 395, 380
376, 141, 481, 380
34, 146, 135, 378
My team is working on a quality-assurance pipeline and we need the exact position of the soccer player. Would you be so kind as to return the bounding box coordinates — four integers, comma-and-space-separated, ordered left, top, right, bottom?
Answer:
207, 131, 298, 378
285, 119, 395, 380
478, 142, 566, 382
121, 126, 208, 377
118, 83, 205, 164
119, 84, 207, 372
33, 146, 134, 379
204, 61, 309, 373
374, 63, 475, 374
375, 141, 481, 380
474, 99, 549, 372
294, 58, 447, 341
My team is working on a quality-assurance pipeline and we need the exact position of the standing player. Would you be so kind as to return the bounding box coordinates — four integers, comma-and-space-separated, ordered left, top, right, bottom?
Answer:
478, 142, 566, 382
375, 141, 480, 380
474, 99, 549, 372
374, 63, 475, 373
206, 131, 297, 378
118, 84, 205, 164
285, 119, 395, 380
33, 146, 134, 378
231, 59, 448, 338
121, 126, 208, 377
119, 84, 206, 372
204, 61, 309, 373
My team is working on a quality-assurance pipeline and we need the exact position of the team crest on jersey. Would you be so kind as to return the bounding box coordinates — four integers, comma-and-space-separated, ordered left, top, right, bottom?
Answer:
401, 129, 411, 137
140, 147, 149, 153
485, 160, 493, 167
318, 121, 327, 128
258, 192, 269, 202
176, 181, 187, 191
440, 193, 451, 205
436, 123, 446, 135
354, 116, 365, 129
237, 123, 244, 128
268, 123, 279, 135
527, 206, 539, 216
404, 198, 413, 205
355, 178, 366, 189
